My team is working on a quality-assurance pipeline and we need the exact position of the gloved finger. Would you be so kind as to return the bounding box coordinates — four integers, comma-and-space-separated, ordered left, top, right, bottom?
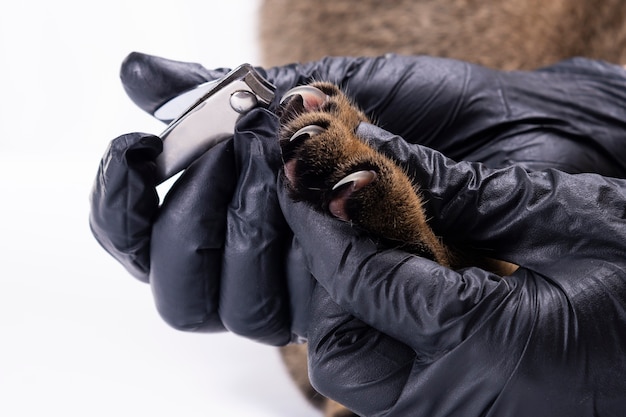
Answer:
120, 52, 230, 119
358, 122, 626, 272
218, 108, 295, 345
149, 136, 236, 332
278, 183, 506, 353
89, 132, 162, 282
307, 284, 414, 417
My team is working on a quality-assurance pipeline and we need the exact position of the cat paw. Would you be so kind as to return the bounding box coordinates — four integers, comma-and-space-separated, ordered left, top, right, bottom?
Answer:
278, 82, 374, 220
277, 82, 449, 264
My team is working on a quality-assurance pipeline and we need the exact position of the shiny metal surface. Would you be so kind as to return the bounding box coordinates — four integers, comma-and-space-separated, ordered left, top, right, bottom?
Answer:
154, 64, 276, 183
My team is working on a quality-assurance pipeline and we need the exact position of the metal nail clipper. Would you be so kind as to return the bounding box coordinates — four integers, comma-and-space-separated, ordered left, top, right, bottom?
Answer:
152, 64, 276, 183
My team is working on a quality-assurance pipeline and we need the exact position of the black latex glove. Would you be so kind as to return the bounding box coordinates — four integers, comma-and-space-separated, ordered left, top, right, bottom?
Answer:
278, 123, 626, 417
90, 52, 626, 345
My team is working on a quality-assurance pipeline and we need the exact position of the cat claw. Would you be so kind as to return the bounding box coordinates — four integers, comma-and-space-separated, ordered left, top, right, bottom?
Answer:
280, 85, 328, 110
332, 170, 377, 191
329, 171, 377, 221
289, 125, 325, 141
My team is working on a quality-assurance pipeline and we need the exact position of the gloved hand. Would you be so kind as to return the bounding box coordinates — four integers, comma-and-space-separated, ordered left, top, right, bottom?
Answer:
279, 123, 626, 417
89, 109, 302, 344
90, 51, 626, 345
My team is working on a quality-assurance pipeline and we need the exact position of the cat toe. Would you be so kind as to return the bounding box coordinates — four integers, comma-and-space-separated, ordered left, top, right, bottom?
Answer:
280, 124, 328, 189
280, 124, 327, 164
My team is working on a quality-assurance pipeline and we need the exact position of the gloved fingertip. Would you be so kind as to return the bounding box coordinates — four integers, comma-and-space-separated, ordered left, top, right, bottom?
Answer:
125, 133, 163, 161
107, 133, 162, 165
120, 51, 215, 115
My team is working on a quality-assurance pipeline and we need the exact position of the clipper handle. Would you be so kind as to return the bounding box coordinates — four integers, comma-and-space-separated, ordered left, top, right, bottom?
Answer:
154, 64, 275, 183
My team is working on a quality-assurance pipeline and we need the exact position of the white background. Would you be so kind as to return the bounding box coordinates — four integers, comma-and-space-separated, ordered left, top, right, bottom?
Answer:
0, 1, 321, 416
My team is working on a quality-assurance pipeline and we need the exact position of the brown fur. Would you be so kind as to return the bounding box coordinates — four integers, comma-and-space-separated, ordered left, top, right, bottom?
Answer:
260, 0, 626, 69
279, 82, 452, 265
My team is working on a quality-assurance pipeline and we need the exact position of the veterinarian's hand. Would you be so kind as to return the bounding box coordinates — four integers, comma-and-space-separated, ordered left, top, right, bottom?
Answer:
89, 109, 313, 345
278, 123, 626, 417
